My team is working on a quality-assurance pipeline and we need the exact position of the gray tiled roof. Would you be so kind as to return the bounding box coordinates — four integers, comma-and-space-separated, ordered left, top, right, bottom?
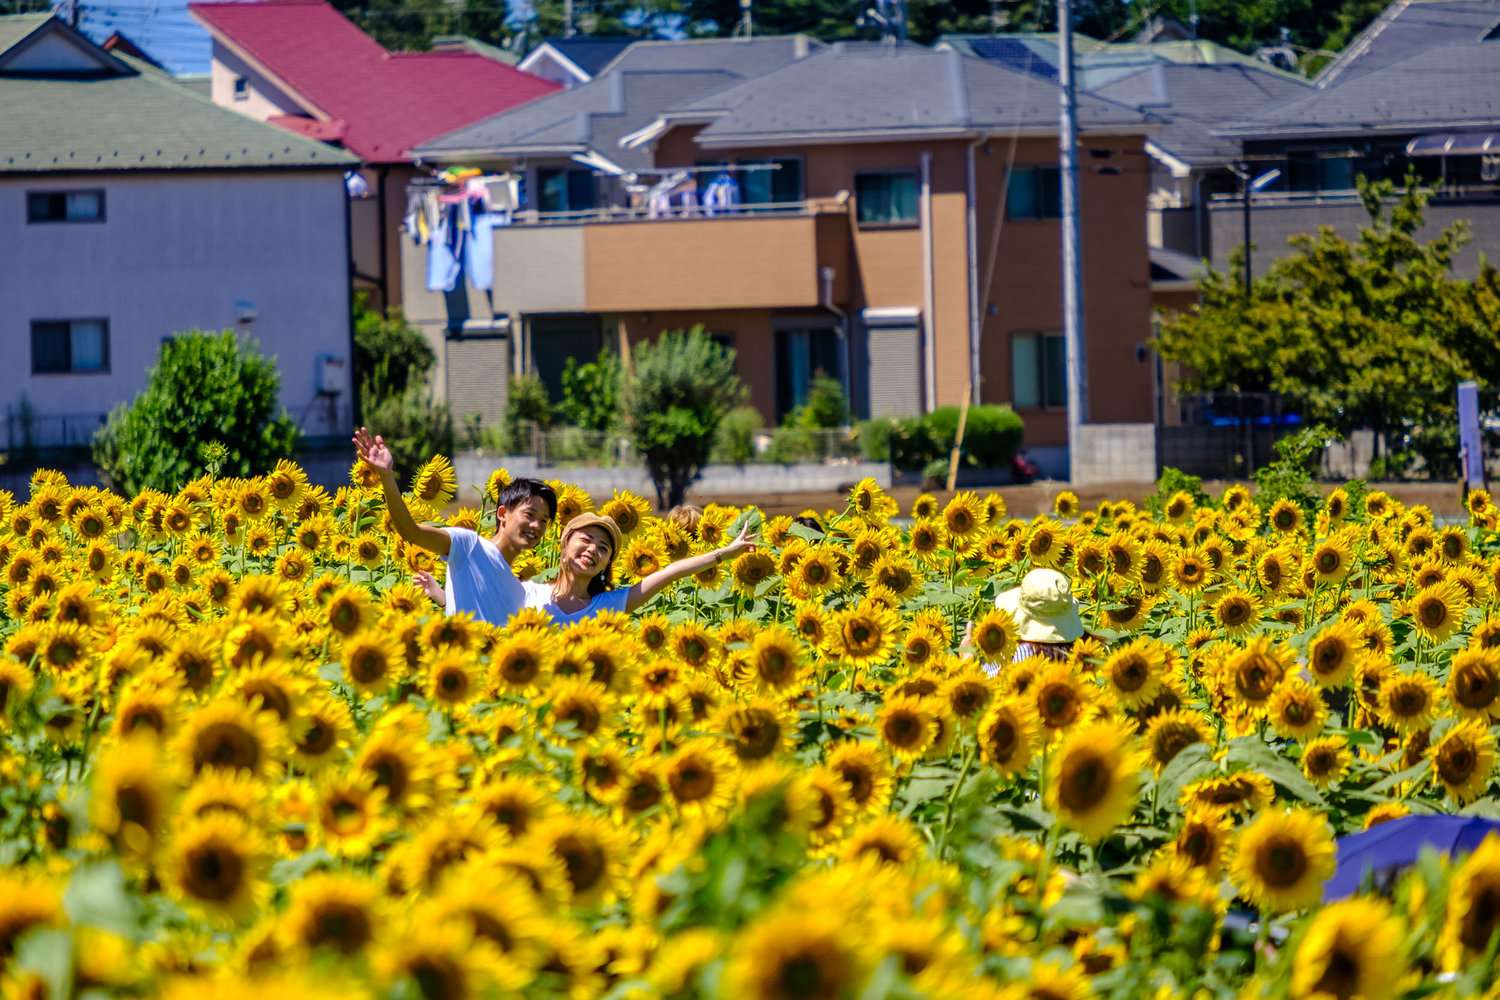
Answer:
415, 36, 818, 165
1, 40, 355, 173
1093, 62, 1310, 163
1314, 0, 1500, 88
1220, 41, 1500, 136
678, 42, 1149, 146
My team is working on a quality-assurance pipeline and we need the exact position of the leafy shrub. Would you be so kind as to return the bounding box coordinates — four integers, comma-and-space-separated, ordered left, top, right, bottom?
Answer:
713, 406, 764, 464
622, 327, 745, 508
794, 375, 850, 430
924, 404, 1024, 468
889, 416, 941, 472
1254, 424, 1335, 516
763, 425, 821, 464
557, 350, 621, 433
93, 330, 298, 494
856, 418, 895, 462
503, 374, 552, 453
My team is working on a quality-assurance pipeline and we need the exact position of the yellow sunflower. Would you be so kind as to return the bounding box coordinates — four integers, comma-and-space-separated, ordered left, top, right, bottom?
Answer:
1291, 897, 1405, 1000
1430, 718, 1497, 804
1229, 808, 1335, 914
1047, 720, 1144, 841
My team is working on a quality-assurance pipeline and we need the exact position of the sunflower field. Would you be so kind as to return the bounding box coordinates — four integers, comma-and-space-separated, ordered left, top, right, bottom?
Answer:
6, 460, 1500, 1000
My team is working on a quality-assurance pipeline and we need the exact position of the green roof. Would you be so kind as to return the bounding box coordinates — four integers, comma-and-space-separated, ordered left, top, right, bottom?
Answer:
0, 21, 356, 174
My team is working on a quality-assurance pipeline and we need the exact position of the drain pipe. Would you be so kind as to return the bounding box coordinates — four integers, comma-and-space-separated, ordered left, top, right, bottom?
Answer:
920, 150, 937, 411
820, 265, 852, 414
965, 136, 983, 404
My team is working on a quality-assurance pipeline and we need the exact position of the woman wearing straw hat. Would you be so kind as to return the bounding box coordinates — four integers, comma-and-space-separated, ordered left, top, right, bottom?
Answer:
969, 567, 1086, 674
417, 512, 756, 625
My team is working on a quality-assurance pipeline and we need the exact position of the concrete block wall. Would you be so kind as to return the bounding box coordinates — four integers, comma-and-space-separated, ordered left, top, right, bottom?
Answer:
454, 454, 891, 506
1071, 423, 1157, 485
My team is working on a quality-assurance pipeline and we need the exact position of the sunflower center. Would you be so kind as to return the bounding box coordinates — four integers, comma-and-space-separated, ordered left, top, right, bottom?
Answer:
555, 835, 605, 892
986, 719, 1019, 760
326, 796, 367, 835
1438, 740, 1477, 783
1461, 882, 1500, 952
185, 842, 245, 902
1419, 600, 1449, 629
625, 776, 663, 813
671, 759, 716, 802
1457, 665, 1500, 709
1058, 753, 1109, 812
307, 902, 373, 954
195, 722, 260, 774
1153, 725, 1196, 766
1112, 657, 1148, 692
298, 721, 335, 756
1257, 837, 1307, 887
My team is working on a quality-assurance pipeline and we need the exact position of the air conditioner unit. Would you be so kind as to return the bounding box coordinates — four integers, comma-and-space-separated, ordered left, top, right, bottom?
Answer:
317, 354, 345, 396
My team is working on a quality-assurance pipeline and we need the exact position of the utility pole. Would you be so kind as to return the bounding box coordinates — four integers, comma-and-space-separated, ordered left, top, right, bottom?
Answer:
1058, 0, 1088, 482
564, 0, 574, 37
740, 0, 752, 38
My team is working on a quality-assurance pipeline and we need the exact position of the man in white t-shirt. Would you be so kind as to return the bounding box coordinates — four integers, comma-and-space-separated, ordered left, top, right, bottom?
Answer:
353, 427, 556, 624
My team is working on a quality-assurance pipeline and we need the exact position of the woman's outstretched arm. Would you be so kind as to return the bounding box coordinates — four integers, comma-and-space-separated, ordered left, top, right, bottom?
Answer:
624, 521, 757, 612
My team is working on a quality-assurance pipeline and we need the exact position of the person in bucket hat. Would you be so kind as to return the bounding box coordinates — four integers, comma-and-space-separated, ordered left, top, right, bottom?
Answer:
969, 567, 1086, 672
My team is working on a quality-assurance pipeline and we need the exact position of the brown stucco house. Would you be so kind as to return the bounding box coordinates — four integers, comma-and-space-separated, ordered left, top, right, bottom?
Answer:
407, 39, 1160, 470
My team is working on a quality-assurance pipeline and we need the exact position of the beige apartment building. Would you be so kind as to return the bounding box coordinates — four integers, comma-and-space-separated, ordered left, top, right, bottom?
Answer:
406, 40, 1160, 466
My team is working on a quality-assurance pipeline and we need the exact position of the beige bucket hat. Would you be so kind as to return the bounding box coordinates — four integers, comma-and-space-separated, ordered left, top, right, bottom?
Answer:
995, 568, 1085, 643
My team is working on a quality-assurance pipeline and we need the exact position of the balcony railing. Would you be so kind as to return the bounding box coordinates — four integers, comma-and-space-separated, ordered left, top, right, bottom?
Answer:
511, 198, 843, 227
1210, 182, 1500, 208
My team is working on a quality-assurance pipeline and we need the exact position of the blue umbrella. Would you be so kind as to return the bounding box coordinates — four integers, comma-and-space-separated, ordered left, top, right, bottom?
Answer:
1324, 815, 1500, 901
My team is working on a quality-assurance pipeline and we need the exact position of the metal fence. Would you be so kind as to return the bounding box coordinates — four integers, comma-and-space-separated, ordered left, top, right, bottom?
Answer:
1156, 393, 1300, 480
502, 422, 863, 468
3, 408, 107, 458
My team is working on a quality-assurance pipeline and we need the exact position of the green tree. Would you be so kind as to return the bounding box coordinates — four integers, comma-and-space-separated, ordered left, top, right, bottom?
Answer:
351, 292, 453, 475
622, 327, 746, 508
92, 331, 299, 494
503, 373, 552, 452
1157, 174, 1500, 478
352, 292, 436, 400
557, 349, 622, 432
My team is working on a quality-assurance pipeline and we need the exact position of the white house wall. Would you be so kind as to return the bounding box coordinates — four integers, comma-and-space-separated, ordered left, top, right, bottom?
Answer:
209, 39, 309, 122
1, 170, 352, 441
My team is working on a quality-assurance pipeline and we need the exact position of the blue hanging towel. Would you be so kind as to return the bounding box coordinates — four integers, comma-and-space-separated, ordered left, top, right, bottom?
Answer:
426, 203, 464, 292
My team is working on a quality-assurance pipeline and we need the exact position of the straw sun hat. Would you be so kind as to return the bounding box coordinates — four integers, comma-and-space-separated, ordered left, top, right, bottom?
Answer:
994, 568, 1085, 644
561, 513, 623, 555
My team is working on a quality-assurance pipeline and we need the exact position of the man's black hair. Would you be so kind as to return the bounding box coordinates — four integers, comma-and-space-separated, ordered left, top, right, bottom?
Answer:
497, 477, 558, 520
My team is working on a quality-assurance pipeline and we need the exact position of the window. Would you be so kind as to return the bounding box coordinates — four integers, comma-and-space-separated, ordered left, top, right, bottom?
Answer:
233, 75, 249, 101
32, 319, 109, 374
26, 190, 104, 224
1012, 332, 1065, 409
739, 158, 803, 206
1006, 167, 1061, 220
536, 168, 596, 213
775, 327, 841, 421
855, 171, 918, 225
1286, 152, 1357, 194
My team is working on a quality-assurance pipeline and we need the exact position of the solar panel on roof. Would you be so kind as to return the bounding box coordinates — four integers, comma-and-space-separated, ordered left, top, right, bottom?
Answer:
967, 37, 1058, 80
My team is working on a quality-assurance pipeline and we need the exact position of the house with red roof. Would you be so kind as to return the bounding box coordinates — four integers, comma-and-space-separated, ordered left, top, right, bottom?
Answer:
190, 0, 558, 310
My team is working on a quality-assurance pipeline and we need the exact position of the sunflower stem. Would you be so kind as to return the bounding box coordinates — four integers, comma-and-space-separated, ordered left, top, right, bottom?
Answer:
937, 742, 976, 861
